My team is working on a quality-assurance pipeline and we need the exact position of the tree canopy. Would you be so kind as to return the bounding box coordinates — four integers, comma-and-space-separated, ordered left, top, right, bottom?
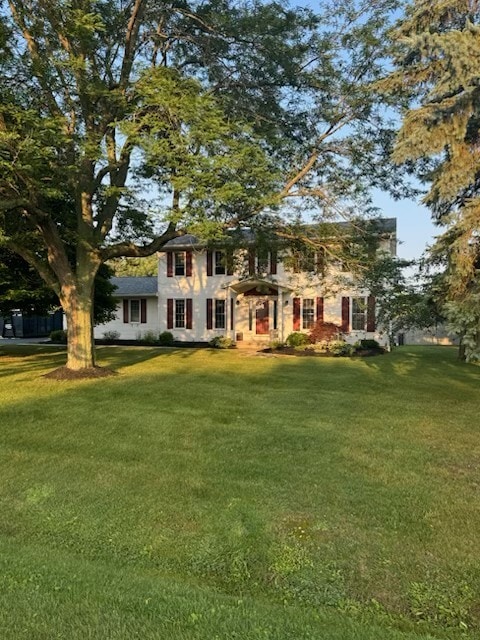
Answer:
0, 0, 403, 373
382, 0, 480, 359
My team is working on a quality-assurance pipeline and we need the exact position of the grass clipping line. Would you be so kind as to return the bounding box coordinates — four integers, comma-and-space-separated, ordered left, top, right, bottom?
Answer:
43, 366, 118, 380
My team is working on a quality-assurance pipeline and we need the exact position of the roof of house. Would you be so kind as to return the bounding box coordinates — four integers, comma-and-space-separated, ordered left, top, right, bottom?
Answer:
111, 276, 158, 296
161, 218, 397, 250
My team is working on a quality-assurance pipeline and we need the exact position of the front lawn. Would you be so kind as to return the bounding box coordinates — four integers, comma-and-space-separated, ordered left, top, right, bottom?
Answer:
0, 344, 478, 639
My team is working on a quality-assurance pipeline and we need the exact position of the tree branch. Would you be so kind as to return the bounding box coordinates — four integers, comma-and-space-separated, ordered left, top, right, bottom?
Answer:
7, 239, 60, 295
120, 0, 144, 90
100, 224, 181, 261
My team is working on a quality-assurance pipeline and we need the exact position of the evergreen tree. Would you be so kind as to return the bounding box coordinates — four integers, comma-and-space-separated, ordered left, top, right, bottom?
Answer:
382, 0, 480, 359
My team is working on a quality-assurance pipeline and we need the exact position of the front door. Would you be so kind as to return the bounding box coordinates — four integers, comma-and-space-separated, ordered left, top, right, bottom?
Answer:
255, 300, 269, 334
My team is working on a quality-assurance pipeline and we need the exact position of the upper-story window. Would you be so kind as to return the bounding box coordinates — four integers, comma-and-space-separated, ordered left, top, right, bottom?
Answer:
167, 250, 192, 277
290, 247, 324, 273
248, 248, 277, 275
206, 249, 234, 276
175, 252, 185, 276
256, 248, 269, 272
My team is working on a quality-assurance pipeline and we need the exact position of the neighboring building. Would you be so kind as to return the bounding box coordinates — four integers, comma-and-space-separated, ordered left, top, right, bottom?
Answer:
0, 310, 63, 338
398, 326, 459, 346
95, 219, 396, 346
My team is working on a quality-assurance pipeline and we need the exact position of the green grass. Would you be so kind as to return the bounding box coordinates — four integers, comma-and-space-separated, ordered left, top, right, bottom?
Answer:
0, 344, 479, 639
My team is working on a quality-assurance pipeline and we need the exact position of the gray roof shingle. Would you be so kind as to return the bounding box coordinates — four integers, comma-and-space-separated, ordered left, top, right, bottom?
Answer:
161, 218, 396, 250
111, 277, 157, 297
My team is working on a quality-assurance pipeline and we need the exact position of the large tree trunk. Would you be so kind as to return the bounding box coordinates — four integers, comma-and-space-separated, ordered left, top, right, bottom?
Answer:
61, 282, 96, 371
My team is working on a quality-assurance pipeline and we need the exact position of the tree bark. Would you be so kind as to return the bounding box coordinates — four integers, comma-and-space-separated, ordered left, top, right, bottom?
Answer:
61, 281, 96, 371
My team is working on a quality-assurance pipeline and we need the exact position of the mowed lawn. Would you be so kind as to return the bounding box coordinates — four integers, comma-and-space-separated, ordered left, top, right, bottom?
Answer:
0, 344, 479, 640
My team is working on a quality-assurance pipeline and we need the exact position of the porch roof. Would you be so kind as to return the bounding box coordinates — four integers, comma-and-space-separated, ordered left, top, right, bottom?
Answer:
224, 277, 293, 295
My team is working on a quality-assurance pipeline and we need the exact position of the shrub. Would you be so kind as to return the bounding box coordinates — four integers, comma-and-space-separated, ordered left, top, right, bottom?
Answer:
309, 321, 342, 344
49, 329, 67, 343
269, 340, 285, 351
359, 339, 381, 350
209, 336, 234, 349
102, 330, 120, 343
158, 331, 174, 346
328, 339, 355, 356
286, 332, 310, 348
137, 330, 158, 345
310, 341, 329, 352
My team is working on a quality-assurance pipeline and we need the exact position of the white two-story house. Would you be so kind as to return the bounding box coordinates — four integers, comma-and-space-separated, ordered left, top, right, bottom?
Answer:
95, 218, 396, 347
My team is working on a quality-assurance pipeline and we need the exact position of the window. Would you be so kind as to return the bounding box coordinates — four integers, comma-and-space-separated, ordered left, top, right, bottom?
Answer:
289, 248, 320, 273
215, 250, 226, 275
168, 298, 192, 329
123, 299, 146, 323
300, 248, 316, 272
175, 299, 185, 328
257, 248, 269, 272
352, 297, 366, 330
174, 252, 185, 276
302, 298, 315, 329
215, 299, 226, 329
130, 299, 140, 323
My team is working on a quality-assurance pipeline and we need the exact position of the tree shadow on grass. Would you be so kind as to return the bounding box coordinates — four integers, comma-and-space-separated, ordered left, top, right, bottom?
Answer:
1, 345, 479, 634
0, 343, 229, 381
356, 345, 480, 386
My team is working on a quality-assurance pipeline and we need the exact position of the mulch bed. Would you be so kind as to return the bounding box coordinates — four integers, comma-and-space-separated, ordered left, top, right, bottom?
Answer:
43, 366, 118, 380
263, 347, 385, 357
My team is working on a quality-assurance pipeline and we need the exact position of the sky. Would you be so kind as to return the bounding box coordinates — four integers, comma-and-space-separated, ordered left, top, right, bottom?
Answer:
372, 190, 438, 263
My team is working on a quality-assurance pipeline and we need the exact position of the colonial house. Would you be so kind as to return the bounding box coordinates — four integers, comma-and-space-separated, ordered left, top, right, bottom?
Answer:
95, 218, 396, 347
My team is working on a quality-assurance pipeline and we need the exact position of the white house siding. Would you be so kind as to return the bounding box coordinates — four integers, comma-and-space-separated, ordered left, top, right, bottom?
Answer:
98, 222, 395, 344
158, 236, 394, 347
94, 296, 158, 340
158, 250, 237, 342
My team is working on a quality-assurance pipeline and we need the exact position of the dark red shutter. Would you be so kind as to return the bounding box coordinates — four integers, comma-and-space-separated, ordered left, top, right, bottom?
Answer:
140, 298, 147, 323
227, 251, 234, 276
316, 297, 324, 323
341, 297, 350, 332
270, 249, 277, 275
186, 251, 192, 277
186, 298, 193, 329
206, 299, 213, 330
230, 297, 234, 330
167, 252, 173, 277
206, 250, 213, 276
123, 299, 129, 323
293, 297, 301, 331
367, 295, 376, 331
167, 299, 174, 329
248, 248, 255, 275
